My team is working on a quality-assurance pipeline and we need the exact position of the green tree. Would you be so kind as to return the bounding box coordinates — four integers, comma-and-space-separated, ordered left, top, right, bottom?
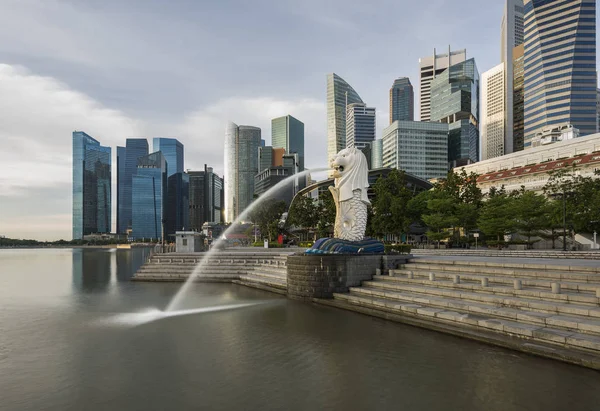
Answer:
512, 190, 549, 247
316, 190, 336, 238
477, 193, 516, 248
287, 195, 319, 239
248, 199, 287, 242
371, 170, 413, 240
422, 194, 458, 247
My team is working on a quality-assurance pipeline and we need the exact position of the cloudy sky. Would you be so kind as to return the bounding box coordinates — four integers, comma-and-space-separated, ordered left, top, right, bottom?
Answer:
1, 0, 512, 240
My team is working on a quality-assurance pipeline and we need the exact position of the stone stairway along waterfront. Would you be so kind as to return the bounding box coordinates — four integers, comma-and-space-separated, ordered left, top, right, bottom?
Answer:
133, 251, 294, 294
327, 257, 600, 369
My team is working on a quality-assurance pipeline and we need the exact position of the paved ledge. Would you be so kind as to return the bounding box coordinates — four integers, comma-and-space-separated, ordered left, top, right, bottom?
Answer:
314, 298, 600, 371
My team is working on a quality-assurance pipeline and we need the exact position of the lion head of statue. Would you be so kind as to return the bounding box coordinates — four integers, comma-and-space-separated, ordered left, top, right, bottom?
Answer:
330, 147, 370, 204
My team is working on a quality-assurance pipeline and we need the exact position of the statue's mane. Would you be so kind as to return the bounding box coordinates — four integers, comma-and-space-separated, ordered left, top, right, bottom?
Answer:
335, 148, 370, 204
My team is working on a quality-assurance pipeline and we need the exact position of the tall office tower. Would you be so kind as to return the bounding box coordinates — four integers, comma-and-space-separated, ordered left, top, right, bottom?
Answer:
131, 152, 167, 240
116, 138, 148, 234
153, 138, 187, 237
513, 45, 526, 152
258, 146, 285, 172
389, 77, 414, 123
326, 73, 365, 164
72, 131, 111, 240
272, 115, 305, 170
254, 153, 302, 204
371, 139, 383, 169
481, 63, 506, 160
188, 165, 224, 231
597, 89, 600, 132
523, 0, 597, 148
430, 58, 480, 166
501, 0, 525, 154
418, 47, 467, 121
346, 103, 376, 150
382, 121, 449, 181
224, 122, 261, 222
153, 138, 183, 176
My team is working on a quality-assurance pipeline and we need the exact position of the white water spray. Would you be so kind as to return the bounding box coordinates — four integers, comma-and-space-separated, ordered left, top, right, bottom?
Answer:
165, 168, 330, 311
98, 302, 266, 327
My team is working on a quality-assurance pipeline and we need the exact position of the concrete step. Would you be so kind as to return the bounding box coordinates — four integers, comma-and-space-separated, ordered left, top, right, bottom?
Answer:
239, 274, 287, 290
401, 263, 600, 282
333, 292, 600, 353
375, 275, 600, 304
250, 271, 287, 281
391, 269, 600, 293
349, 286, 600, 335
407, 258, 600, 274
365, 279, 600, 316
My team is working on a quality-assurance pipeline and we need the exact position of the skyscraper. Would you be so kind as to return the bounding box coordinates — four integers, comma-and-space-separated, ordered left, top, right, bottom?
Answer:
116, 138, 148, 234
481, 63, 506, 160
418, 47, 467, 121
523, 0, 597, 148
152, 138, 187, 237
382, 121, 449, 181
224, 122, 261, 222
513, 44, 525, 152
326, 73, 365, 164
430, 58, 480, 166
188, 165, 224, 231
152, 138, 183, 176
501, 0, 525, 154
346, 103, 376, 150
132, 152, 167, 240
371, 139, 383, 169
72, 131, 111, 240
271, 115, 305, 170
389, 77, 414, 123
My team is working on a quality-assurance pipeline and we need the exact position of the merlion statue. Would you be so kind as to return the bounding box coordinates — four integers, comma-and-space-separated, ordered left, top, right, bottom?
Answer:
329, 147, 370, 241
305, 147, 383, 254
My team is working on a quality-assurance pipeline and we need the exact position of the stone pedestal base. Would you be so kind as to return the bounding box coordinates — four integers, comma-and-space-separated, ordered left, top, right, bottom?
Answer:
286, 254, 410, 300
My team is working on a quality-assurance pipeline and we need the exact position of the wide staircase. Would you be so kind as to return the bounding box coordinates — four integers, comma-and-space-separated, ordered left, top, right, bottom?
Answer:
332, 257, 600, 368
133, 251, 292, 293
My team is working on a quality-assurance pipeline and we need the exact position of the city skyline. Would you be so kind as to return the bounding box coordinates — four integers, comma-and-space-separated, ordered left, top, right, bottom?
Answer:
0, 0, 592, 240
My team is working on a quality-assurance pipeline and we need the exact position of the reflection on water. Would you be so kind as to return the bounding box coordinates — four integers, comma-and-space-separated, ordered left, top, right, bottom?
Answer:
1, 248, 600, 411
71, 247, 151, 291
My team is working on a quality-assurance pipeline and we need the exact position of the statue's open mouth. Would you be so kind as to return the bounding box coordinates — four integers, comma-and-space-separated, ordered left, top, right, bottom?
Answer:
335, 166, 344, 172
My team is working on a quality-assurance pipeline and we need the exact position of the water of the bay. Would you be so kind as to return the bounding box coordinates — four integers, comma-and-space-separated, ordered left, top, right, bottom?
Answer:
1, 248, 599, 411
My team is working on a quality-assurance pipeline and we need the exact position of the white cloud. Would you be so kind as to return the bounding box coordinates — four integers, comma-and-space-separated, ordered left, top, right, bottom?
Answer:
0, 64, 327, 240
174, 97, 326, 176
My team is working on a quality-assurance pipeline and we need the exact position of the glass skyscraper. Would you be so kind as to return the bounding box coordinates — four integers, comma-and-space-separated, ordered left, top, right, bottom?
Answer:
430, 58, 480, 166
346, 103, 376, 150
116, 138, 149, 234
326, 73, 364, 164
153, 138, 183, 176
271, 115, 305, 170
371, 139, 383, 170
152, 138, 188, 237
419, 47, 467, 121
389, 77, 414, 123
132, 152, 167, 240
523, 0, 597, 148
72, 131, 111, 240
382, 121, 449, 181
224, 122, 261, 222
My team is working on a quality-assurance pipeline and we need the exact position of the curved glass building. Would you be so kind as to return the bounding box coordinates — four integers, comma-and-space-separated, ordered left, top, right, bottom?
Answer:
224, 122, 261, 223
326, 73, 364, 164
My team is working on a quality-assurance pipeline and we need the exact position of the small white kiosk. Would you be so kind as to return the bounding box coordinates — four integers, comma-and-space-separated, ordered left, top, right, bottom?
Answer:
175, 231, 203, 253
